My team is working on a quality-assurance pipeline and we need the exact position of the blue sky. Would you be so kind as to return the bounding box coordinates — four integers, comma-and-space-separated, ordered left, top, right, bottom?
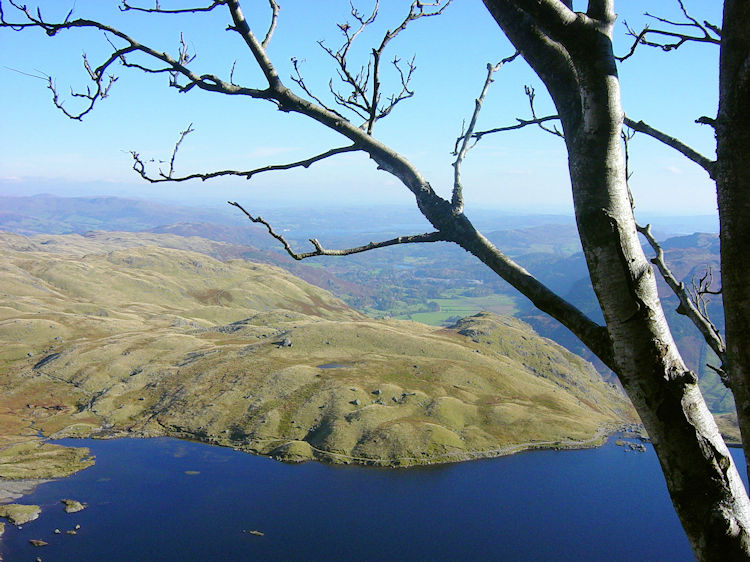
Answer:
0, 1, 722, 215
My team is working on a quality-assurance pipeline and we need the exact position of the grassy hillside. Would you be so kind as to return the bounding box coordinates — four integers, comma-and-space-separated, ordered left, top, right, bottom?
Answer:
0, 231, 636, 469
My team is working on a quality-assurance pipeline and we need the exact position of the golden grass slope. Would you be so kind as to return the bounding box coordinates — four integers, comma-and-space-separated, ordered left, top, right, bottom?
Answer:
0, 231, 637, 468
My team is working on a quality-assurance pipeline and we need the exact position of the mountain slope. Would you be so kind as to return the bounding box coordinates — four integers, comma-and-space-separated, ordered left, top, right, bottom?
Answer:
0, 232, 636, 467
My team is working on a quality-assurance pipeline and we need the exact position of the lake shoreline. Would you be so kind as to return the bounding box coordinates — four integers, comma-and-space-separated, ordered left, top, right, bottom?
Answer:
0, 421, 642, 512
54, 420, 644, 468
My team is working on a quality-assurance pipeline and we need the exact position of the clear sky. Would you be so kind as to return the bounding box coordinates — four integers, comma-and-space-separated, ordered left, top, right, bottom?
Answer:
0, 1, 722, 216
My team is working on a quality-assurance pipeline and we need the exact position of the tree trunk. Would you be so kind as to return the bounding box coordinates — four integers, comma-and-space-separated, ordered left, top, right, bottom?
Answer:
482, 1, 750, 558
717, 0, 750, 478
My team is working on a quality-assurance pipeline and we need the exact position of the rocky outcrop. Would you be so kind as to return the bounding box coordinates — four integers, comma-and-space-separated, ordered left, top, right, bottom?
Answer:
0, 504, 41, 525
61, 499, 87, 513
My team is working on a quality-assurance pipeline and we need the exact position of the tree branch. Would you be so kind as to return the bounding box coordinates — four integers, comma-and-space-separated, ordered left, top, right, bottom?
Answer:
467, 85, 563, 146
261, 0, 279, 49
228, 201, 447, 260
637, 223, 727, 377
305, 0, 451, 133
225, 0, 283, 91
452, 53, 518, 212
471, 114, 561, 142
624, 116, 716, 178
290, 57, 346, 119
482, 0, 597, 134
468, 80, 565, 149
617, 0, 721, 62
0, 1, 274, 118
131, 142, 359, 183
119, 1, 228, 14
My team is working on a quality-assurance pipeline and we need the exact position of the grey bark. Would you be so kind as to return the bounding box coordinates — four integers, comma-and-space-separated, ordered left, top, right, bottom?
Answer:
482, 1, 750, 559
717, 0, 750, 482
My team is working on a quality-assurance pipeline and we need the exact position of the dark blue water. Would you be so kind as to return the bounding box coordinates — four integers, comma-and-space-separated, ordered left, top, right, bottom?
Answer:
1, 437, 744, 561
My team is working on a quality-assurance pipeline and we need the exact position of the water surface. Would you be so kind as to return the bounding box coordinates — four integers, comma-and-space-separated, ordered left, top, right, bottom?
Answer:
2, 437, 744, 561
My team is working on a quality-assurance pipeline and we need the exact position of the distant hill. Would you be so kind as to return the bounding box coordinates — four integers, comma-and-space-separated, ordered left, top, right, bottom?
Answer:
0, 231, 635, 468
0, 194, 244, 236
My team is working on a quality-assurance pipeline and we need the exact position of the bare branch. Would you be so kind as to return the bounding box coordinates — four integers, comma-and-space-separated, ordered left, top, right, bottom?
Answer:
308, 1, 378, 126
224, 0, 284, 90
290, 57, 346, 119
119, 1, 228, 14
375, 0, 451, 54
364, 0, 451, 133
470, 114, 560, 143
617, 0, 721, 62
637, 223, 726, 373
688, 266, 723, 326
338, 0, 379, 61
706, 363, 731, 389
452, 53, 518, 212
312, 0, 451, 133
624, 116, 716, 178
374, 55, 416, 122
45, 64, 118, 121
467, 83, 563, 147
0, 2, 274, 119
131, 143, 360, 183
168, 123, 195, 178
228, 201, 446, 260
522, 85, 563, 138
261, 0, 279, 49
621, 127, 636, 212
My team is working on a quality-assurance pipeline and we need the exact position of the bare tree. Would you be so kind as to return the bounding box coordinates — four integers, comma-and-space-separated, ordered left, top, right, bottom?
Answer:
2, 0, 749, 557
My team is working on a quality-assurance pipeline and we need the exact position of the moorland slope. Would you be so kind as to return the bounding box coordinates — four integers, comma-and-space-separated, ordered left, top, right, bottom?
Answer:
0, 231, 636, 472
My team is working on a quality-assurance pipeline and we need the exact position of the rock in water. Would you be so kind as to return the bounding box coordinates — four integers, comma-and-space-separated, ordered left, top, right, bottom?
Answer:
0, 504, 41, 525
61, 499, 86, 513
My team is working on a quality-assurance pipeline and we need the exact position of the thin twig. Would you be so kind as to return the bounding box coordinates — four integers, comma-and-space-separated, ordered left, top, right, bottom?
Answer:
261, 0, 279, 48
168, 124, 195, 178
471, 114, 561, 143
468, 84, 563, 146
313, 0, 451, 132
1, 1, 272, 119
452, 53, 518, 212
119, 1, 228, 14
617, 0, 720, 62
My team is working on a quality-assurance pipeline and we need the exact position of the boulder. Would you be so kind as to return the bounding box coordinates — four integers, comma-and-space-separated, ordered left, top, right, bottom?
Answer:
61, 499, 87, 513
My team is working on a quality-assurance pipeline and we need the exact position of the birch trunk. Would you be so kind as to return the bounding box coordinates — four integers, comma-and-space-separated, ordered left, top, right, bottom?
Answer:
717, 0, 750, 480
482, 1, 750, 558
